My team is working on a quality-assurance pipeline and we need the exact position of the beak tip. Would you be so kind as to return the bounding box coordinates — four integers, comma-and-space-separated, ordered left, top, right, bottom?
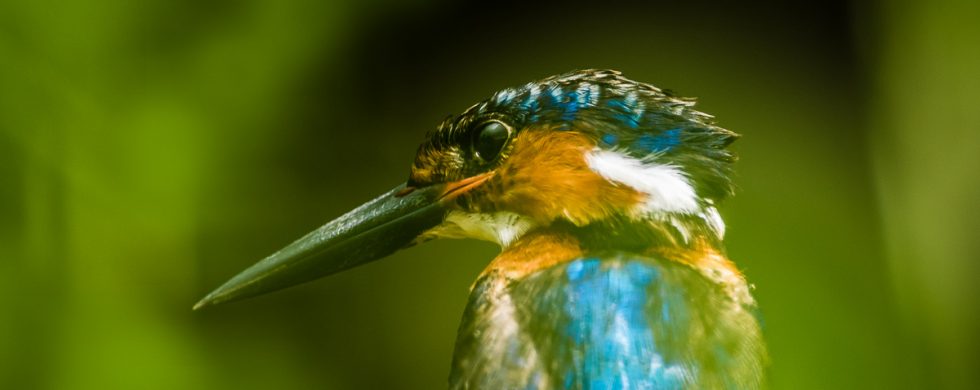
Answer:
192, 297, 210, 311
193, 291, 222, 311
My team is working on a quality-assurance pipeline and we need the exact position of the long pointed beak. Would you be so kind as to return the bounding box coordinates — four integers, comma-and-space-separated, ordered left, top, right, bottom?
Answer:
194, 182, 450, 310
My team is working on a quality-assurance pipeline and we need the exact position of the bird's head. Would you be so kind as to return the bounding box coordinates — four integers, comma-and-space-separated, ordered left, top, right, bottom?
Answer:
195, 70, 738, 309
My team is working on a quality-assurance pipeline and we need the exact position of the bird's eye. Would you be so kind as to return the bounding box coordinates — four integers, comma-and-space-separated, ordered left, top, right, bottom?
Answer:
472, 121, 512, 162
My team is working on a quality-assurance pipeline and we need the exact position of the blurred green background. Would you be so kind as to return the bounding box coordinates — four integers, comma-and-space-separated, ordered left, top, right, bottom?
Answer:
2, 0, 978, 389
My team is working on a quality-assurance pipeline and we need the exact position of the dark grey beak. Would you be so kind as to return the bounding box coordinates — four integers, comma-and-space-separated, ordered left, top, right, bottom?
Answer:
193, 183, 447, 310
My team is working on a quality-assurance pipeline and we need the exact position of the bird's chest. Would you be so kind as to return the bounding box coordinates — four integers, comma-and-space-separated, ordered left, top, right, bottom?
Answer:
448, 254, 766, 389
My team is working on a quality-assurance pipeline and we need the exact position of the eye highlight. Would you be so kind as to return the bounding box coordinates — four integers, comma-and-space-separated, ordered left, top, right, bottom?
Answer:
471, 120, 512, 162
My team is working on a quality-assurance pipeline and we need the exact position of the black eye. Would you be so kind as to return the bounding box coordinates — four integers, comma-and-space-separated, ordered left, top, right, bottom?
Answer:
472, 121, 511, 162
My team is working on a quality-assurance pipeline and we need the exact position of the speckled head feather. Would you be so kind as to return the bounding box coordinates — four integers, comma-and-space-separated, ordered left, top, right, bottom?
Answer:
412, 69, 737, 198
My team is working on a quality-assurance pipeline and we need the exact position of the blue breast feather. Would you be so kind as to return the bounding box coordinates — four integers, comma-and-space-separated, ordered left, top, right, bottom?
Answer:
449, 253, 766, 389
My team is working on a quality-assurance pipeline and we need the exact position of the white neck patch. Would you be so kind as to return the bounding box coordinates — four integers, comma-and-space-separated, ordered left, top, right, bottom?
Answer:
584, 148, 726, 240
584, 149, 700, 214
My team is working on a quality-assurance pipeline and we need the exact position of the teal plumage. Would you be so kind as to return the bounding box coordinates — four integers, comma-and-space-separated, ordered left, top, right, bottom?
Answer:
451, 254, 765, 389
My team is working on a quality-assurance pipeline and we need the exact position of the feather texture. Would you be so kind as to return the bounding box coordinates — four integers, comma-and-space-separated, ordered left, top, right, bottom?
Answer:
450, 253, 766, 389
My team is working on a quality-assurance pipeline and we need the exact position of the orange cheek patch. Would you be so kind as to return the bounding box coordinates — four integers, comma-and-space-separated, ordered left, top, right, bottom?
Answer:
483, 129, 643, 225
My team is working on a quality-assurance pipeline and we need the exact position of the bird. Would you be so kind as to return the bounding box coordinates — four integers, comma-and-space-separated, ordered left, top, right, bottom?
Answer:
195, 69, 768, 389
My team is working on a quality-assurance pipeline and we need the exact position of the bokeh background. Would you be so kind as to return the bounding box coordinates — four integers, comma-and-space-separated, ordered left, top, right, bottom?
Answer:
2, 0, 978, 389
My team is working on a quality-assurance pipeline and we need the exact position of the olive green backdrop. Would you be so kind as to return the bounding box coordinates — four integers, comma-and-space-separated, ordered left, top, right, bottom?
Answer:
1, 1, 978, 389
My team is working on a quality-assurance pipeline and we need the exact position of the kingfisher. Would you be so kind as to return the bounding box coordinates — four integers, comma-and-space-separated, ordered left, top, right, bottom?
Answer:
195, 69, 768, 389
